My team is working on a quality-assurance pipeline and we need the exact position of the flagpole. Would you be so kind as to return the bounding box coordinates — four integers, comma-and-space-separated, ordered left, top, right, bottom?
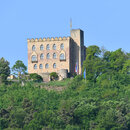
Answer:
85, 70, 86, 84
85, 72, 86, 83
70, 18, 72, 31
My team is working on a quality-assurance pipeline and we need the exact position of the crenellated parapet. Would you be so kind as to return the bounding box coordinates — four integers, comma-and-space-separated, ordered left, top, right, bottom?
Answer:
27, 36, 70, 42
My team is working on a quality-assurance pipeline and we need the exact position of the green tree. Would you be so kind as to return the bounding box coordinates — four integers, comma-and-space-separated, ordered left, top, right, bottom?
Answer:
109, 48, 128, 72
0, 57, 10, 83
122, 59, 130, 74
83, 46, 129, 82
83, 45, 103, 82
12, 60, 27, 79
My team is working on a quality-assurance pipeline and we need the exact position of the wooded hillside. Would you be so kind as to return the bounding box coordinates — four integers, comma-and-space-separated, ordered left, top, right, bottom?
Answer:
0, 46, 130, 130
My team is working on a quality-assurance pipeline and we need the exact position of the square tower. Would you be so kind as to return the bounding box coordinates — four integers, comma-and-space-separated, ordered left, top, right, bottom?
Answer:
70, 29, 85, 74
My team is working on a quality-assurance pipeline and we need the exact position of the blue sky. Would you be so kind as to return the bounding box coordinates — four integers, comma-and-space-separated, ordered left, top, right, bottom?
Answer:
0, 0, 130, 68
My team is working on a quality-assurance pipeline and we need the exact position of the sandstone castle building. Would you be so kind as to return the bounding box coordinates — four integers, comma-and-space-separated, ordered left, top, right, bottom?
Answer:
27, 29, 86, 82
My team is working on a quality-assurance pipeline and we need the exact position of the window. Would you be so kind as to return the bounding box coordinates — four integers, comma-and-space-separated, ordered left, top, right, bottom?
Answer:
53, 63, 56, 68
46, 44, 50, 50
45, 63, 49, 69
47, 53, 50, 59
60, 43, 64, 50
53, 53, 56, 59
40, 44, 44, 50
34, 64, 37, 69
31, 55, 37, 62
39, 64, 43, 69
60, 53, 65, 60
32, 45, 36, 51
53, 44, 56, 50
40, 54, 44, 60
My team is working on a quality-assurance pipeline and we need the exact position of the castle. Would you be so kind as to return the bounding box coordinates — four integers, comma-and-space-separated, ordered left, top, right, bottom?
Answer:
27, 29, 86, 82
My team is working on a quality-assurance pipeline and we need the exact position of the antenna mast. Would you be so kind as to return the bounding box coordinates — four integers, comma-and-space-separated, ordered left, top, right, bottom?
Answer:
70, 18, 72, 31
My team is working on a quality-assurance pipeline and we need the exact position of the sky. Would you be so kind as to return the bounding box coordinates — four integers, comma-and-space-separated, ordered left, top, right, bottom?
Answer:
0, 0, 130, 68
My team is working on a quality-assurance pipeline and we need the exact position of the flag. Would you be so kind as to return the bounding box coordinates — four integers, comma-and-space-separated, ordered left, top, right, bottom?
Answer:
83, 69, 86, 79
75, 62, 78, 74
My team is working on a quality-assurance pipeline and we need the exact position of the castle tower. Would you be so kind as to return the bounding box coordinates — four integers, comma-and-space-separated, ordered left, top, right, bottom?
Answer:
70, 29, 85, 74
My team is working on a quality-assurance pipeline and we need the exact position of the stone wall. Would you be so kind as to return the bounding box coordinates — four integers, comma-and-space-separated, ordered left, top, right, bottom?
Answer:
27, 37, 70, 75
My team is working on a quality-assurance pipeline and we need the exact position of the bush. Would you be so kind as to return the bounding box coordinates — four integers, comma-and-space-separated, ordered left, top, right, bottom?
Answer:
50, 72, 58, 81
69, 75, 83, 90
29, 73, 43, 82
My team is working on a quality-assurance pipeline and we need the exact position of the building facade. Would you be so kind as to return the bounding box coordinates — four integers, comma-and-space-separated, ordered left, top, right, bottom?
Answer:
27, 29, 86, 81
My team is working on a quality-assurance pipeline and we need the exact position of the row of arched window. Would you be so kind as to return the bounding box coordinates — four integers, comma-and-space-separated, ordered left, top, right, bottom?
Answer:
34, 63, 56, 69
32, 43, 64, 51
31, 53, 65, 61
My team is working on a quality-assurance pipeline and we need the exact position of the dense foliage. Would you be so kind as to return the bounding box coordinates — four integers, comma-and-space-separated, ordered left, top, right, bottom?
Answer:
82, 46, 130, 82
29, 73, 43, 82
0, 46, 130, 129
0, 57, 10, 84
50, 72, 58, 81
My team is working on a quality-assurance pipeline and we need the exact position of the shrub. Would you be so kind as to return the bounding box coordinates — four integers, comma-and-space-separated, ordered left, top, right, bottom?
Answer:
29, 73, 43, 82
50, 72, 58, 81
69, 75, 83, 90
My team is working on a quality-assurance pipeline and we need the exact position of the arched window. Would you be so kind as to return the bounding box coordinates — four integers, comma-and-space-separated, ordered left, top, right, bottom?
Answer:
47, 53, 50, 59
46, 44, 50, 50
40, 44, 44, 50
60, 43, 64, 50
31, 55, 37, 62
53, 63, 56, 68
53, 44, 56, 50
53, 53, 56, 59
60, 53, 65, 60
39, 64, 43, 69
45, 63, 49, 69
32, 45, 36, 51
34, 64, 37, 69
40, 54, 44, 60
